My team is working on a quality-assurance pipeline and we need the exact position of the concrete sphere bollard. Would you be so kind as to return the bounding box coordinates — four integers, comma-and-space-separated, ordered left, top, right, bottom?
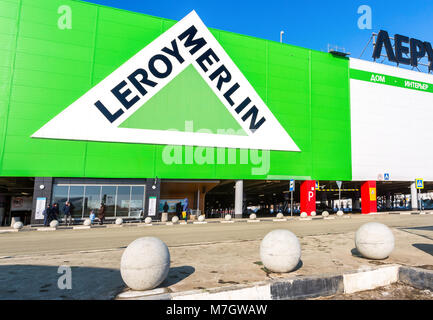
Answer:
355, 222, 395, 260
171, 216, 179, 224
83, 218, 91, 226
13, 221, 23, 230
198, 215, 205, 222
276, 213, 284, 219
115, 218, 123, 225
144, 217, 152, 224
120, 237, 170, 291
249, 213, 257, 220
10, 217, 21, 226
300, 212, 308, 218
161, 212, 168, 222
322, 211, 329, 217
50, 220, 59, 228
225, 214, 232, 221
337, 210, 344, 216
260, 229, 301, 273
310, 211, 316, 217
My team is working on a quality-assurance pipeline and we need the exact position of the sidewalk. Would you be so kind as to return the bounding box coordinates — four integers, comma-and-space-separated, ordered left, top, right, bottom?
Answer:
0, 215, 432, 299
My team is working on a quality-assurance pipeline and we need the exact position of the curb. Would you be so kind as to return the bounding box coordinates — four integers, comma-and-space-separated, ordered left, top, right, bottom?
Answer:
7, 212, 430, 233
36, 227, 57, 231
0, 229, 19, 233
399, 266, 433, 291
342, 265, 399, 293
399, 211, 432, 215
270, 274, 343, 300
118, 264, 428, 300
72, 226, 95, 230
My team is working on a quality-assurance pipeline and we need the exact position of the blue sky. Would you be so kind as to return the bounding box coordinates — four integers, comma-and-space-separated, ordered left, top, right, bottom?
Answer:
83, 0, 433, 68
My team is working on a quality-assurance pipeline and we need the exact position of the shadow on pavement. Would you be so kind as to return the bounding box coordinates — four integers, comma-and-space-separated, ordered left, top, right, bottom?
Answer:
402, 226, 433, 231
413, 243, 433, 257
350, 248, 363, 258
161, 265, 195, 287
293, 260, 303, 272
0, 265, 125, 300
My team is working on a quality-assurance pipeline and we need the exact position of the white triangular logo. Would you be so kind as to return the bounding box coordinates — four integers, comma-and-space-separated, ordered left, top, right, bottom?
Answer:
32, 11, 300, 152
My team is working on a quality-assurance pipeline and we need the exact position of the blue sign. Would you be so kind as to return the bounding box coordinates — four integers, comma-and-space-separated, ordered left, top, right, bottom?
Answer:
384, 173, 390, 181
416, 179, 424, 189
289, 179, 295, 192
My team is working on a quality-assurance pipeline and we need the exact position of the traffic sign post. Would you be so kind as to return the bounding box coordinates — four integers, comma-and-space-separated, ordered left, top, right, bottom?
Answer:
289, 179, 295, 217
336, 181, 342, 209
289, 179, 295, 192
415, 179, 424, 212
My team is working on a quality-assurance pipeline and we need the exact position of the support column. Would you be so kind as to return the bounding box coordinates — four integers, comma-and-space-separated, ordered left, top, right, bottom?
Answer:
145, 178, 161, 220
386, 192, 391, 210
0, 196, 6, 226
353, 196, 360, 211
300, 180, 316, 216
234, 180, 243, 219
410, 182, 418, 210
361, 181, 377, 214
31, 177, 53, 225
196, 189, 200, 215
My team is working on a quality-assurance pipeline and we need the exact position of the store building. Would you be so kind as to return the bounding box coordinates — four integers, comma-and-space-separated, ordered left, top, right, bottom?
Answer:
0, 0, 432, 225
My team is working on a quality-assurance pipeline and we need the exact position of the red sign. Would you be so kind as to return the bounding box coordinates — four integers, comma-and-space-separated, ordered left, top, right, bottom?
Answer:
301, 180, 316, 215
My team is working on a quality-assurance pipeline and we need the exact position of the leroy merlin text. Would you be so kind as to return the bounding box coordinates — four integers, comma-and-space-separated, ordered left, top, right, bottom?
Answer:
94, 25, 266, 132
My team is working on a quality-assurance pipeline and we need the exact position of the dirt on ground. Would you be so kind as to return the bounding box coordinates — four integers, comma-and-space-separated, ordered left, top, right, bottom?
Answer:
313, 282, 433, 300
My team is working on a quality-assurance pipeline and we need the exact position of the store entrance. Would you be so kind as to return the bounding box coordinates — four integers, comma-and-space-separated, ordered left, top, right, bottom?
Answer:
0, 177, 34, 226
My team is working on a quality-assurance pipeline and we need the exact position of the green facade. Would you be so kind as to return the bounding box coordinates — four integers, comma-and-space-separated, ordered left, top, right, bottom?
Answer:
0, 0, 352, 180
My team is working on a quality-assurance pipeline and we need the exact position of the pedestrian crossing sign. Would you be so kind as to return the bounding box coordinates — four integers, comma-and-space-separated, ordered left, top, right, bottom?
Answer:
416, 179, 424, 189
369, 188, 377, 201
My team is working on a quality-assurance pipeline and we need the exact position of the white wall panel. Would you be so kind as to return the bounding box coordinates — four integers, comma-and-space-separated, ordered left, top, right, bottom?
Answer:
350, 58, 433, 181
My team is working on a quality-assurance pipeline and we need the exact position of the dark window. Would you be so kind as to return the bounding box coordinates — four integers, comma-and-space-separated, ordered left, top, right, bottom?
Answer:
84, 186, 101, 217
116, 186, 131, 217
101, 186, 116, 217
130, 186, 145, 217
69, 186, 84, 218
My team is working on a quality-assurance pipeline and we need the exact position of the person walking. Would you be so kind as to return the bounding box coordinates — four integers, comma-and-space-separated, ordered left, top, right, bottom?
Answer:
163, 202, 169, 213
182, 198, 189, 222
175, 201, 182, 219
89, 209, 96, 225
63, 201, 73, 226
98, 202, 106, 225
50, 203, 59, 224
43, 204, 51, 227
